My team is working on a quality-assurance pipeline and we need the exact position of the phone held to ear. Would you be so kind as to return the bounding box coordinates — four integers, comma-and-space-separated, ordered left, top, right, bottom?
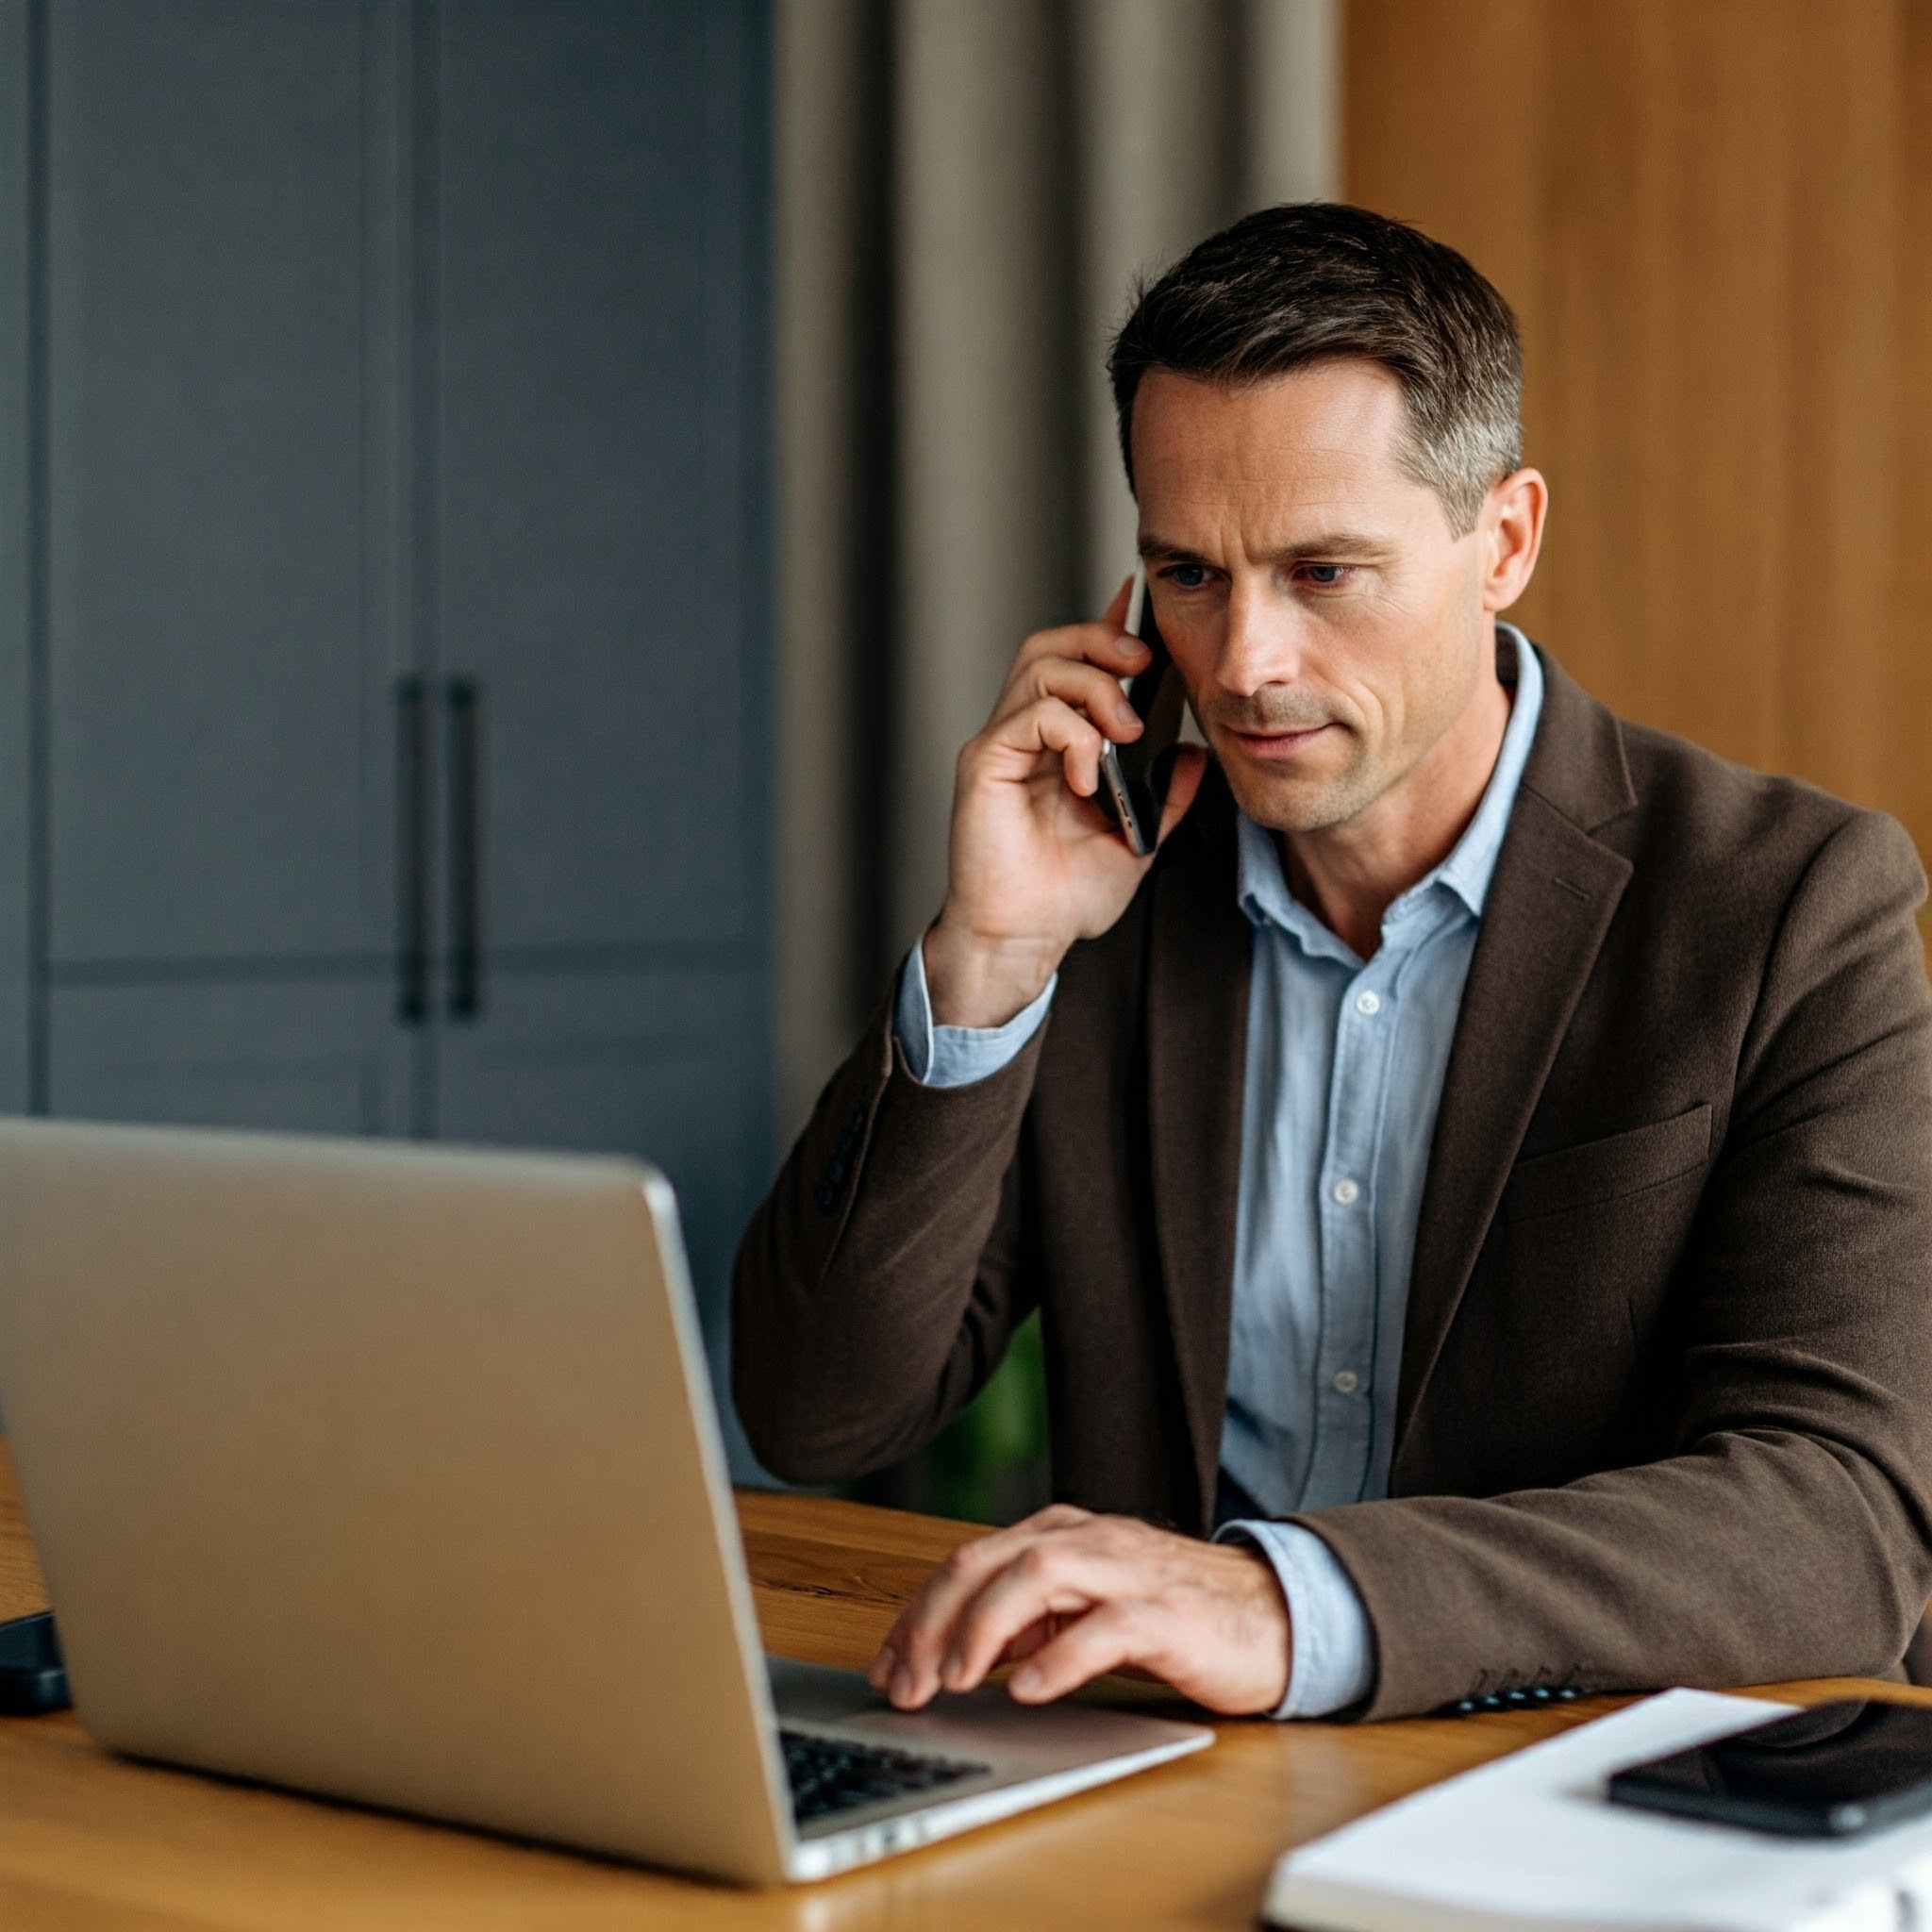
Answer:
1097, 565, 1190, 857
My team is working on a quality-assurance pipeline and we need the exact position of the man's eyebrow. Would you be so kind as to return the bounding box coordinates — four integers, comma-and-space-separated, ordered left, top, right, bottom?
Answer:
1138, 531, 1399, 564
1137, 535, 1211, 565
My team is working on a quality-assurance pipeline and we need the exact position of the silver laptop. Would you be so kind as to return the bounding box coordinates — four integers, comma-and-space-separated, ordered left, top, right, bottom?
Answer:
0, 1119, 1210, 1883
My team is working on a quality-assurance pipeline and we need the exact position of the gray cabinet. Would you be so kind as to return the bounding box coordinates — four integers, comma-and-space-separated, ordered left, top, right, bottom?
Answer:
39, 0, 415, 1134
1, 0, 773, 1447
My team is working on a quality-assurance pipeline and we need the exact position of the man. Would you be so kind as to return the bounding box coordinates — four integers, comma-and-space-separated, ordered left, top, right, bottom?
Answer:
733, 204, 1932, 1721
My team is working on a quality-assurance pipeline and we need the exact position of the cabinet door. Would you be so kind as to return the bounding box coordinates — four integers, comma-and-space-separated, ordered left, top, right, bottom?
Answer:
48, 980, 416, 1138
429, 0, 769, 967
427, 0, 773, 1400
41, 0, 417, 1118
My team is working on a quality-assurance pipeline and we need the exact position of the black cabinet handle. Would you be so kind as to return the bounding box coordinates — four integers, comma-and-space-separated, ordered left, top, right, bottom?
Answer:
445, 676, 483, 1019
395, 675, 431, 1024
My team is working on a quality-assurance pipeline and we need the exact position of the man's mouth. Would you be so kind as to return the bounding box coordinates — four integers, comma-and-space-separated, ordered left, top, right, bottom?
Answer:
1226, 723, 1336, 759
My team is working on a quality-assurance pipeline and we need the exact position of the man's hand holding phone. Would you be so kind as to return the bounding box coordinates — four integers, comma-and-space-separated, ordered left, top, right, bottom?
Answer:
922, 575, 1206, 1030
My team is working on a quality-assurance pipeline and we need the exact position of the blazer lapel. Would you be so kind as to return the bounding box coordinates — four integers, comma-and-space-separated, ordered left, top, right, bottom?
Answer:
1395, 656, 1637, 1458
1146, 777, 1252, 1534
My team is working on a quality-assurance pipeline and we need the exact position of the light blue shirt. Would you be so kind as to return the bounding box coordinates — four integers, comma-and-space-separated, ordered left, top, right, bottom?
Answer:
893, 627, 1544, 1717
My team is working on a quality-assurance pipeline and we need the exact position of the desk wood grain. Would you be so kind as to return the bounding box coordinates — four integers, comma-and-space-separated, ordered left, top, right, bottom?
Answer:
3, 1439, 1920, 1928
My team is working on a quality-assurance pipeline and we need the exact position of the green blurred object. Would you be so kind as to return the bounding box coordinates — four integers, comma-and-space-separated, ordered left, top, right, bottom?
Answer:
847, 1314, 1051, 1525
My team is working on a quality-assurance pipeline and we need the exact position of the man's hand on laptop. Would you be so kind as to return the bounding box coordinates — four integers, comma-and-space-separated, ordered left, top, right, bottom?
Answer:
922, 578, 1206, 1030
868, 1505, 1291, 1716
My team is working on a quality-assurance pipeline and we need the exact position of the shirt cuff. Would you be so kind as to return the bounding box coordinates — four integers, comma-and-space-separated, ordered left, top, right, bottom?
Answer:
892, 941, 1057, 1089
1214, 1519, 1377, 1718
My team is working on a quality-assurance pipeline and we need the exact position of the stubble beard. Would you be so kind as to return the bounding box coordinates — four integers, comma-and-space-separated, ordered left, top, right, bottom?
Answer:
1203, 695, 1384, 836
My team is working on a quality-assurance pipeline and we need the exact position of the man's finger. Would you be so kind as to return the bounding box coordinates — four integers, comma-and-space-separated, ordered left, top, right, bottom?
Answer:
938, 1539, 1123, 1693
990, 656, 1142, 742
1002, 618, 1147, 702
994, 1611, 1065, 1666
969, 694, 1108, 798
874, 1508, 1092, 1706
1007, 1602, 1143, 1703
875, 1529, 1063, 1705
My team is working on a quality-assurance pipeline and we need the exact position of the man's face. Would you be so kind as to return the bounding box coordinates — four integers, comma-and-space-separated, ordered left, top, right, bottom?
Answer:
1132, 360, 1501, 838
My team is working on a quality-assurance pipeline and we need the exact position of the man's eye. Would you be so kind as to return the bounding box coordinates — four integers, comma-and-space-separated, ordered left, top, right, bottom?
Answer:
1168, 563, 1209, 590
1302, 563, 1350, 588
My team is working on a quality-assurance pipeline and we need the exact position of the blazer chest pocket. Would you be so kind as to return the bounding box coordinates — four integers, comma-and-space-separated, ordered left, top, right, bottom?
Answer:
1499, 1103, 1713, 1225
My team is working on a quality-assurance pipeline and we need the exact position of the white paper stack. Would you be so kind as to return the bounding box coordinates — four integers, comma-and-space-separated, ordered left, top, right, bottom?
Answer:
1265, 1690, 1932, 1932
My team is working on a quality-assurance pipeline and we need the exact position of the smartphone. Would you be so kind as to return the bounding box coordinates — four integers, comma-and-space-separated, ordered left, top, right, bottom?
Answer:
1607, 1699, 1932, 1839
0, 1609, 70, 1715
1096, 565, 1189, 857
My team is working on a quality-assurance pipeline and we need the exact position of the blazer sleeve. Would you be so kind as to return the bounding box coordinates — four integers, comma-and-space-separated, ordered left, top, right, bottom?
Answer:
730, 988, 1047, 1485
1301, 808, 1932, 1719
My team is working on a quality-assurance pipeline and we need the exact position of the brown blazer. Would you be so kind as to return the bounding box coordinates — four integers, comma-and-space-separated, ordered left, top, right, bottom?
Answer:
733, 648, 1932, 1719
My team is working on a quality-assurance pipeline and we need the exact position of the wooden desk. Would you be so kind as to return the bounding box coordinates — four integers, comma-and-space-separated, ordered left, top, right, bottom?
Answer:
2, 1438, 1919, 1929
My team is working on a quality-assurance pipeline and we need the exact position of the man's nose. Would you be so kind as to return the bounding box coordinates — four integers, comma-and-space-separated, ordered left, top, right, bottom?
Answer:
1213, 579, 1304, 698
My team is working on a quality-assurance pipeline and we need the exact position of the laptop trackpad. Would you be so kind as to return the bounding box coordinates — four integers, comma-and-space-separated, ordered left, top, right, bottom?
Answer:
765, 1654, 1208, 1776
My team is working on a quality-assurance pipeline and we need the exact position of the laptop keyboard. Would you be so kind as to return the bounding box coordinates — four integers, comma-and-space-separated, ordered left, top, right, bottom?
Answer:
780, 1728, 990, 1824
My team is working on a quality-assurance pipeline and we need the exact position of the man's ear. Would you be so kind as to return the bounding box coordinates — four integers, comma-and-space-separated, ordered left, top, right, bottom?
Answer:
1481, 468, 1548, 613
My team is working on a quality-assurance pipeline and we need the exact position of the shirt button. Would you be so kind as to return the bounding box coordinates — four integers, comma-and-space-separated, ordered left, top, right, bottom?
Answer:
1355, 990, 1381, 1016
1331, 1178, 1360, 1206
1332, 1369, 1360, 1395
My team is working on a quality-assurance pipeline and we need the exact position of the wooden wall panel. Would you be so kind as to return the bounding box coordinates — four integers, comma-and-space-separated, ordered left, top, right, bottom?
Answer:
1347, 0, 1932, 911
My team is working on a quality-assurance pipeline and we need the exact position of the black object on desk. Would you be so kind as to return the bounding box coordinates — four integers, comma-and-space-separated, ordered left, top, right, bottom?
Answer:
1608, 1698, 1932, 1839
0, 1609, 70, 1714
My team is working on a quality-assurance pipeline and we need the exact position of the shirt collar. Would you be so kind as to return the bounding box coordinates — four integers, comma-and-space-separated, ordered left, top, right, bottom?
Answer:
1235, 623, 1545, 950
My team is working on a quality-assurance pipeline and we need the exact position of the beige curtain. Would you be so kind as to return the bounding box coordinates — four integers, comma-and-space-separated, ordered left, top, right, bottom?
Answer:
775, 0, 1340, 1131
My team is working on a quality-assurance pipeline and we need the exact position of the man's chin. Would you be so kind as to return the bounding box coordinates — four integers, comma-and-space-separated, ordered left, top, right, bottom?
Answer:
1219, 749, 1377, 837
